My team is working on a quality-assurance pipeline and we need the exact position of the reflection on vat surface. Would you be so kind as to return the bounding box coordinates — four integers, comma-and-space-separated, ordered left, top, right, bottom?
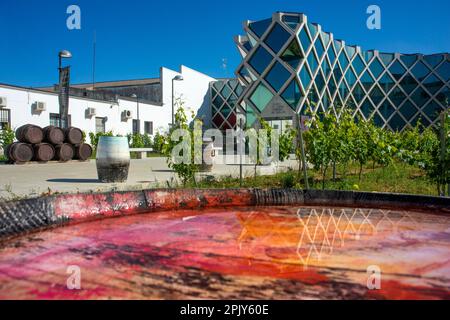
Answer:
0, 205, 449, 300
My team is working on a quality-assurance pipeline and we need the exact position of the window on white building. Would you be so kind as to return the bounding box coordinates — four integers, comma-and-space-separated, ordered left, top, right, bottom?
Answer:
95, 117, 106, 133
132, 120, 140, 134
50, 113, 71, 129
144, 121, 153, 135
0, 109, 11, 130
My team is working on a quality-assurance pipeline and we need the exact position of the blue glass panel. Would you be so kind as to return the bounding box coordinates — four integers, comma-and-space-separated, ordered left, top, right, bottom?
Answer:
235, 84, 244, 97
380, 53, 394, 66
323, 92, 331, 111
379, 72, 395, 93
315, 38, 325, 60
424, 55, 444, 69
321, 32, 330, 47
411, 61, 431, 81
369, 58, 384, 79
213, 82, 223, 91
399, 75, 418, 95
400, 55, 418, 68
345, 46, 356, 59
249, 18, 272, 38
322, 58, 332, 78
411, 87, 431, 108
370, 86, 384, 106
379, 100, 395, 120
282, 15, 300, 30
423, 74, 444, 95
423, 101, 444, 120
299, 27, 311, 52
338, 79, 349, 101
264, 23, 291, 54
345, 68, 357, 88
339, 53, 349, 71
308, 22, 318, 40
246, 106, 257, 127
352, 54, 365, 76
299, 66, 312, 90
360, 98, 375, 119
220, 105, 231, 118
307, 52, 319, 75
243, 41, 252, 51
334, 40, 342, 53
248, 46, 273, 75
281, 40, 302, 69
436, 59, 450, 82
373, 113, 384, 127
333, 64, 343, 82
353, 82, 365, 104
250, 83, 274, 112
265, 62, 291, 92
363, 51, 374, 62
435, 86, 449, 107
360, 70, 375, 91
316, 71, 326, 94
389, 61, 407, 80
328, 76, 337, 96
281, 79, 302, 111
221, 84, 232, 98
399, 100, 418, 121
389, 87, 406, 107
328, 46, 336, 65
213, 95, 224, 108
389, 113, 406, 131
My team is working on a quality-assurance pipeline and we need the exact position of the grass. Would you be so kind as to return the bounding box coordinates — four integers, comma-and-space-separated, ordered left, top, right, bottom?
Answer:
186, 161, 439, 197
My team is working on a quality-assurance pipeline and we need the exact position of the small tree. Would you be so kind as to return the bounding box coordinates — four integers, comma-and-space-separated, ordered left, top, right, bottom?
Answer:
0, 125, 15, 150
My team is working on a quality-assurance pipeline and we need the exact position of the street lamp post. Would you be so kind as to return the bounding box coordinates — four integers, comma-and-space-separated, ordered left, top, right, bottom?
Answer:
172, 75, 184, 126
131, 94, 140, 134
58, 50, 72, 128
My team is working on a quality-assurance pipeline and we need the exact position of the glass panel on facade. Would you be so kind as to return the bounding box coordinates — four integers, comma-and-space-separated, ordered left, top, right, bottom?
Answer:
360, 98, 375, 119
299, 27, 311, 53
435, 86, 449, 106
307, 51, 319, 75
360, 69, 375, 91
248, 46, 273, 75
345, 46, 356, 59
411, 87, 431, 108
399, 100, 418, 121
380, 53, 394, 66
423, 101, 444, 120
321, 31, 330, 47
345, 68, 357, 88
316, 71, 326, 94
424, 55, 443, 69
250, 83, 274, 112
399, 75, 418, 95
369, 85, 384, 106
369, 58, 384, 79
299, 65, 312, 90
423, 74, 444, 95
379, 72, 395, 93
328, 45, 336, 65
334, 40, 342, 53
243, 41, 252, 52
315, 38, 325, 61
308, 22, 318, 40
411, 61, 431, 81
249, 18, 272, 38
281, 40, 302, 69
212, 113, 225, 128
389, 86, 407, 107
400, 55, 418, 68
213, 95, 224, 109
352, 54, 365, 76
246, 105, 257, 128
363, 51, 374, 62
339, 53, 349, 71
353, 82, 365, 104
322, 57, 332, 78
221, 84, 232, 98
389, 61, 407, 80
220, 105, 231, 118
265, 62, 291, 92
282, 15, 300, 30
264, 23, 291, 54
379, 100, 395, 120
436, 59, 450, 82
281, 79, 302, 111
389, 113, 406, 131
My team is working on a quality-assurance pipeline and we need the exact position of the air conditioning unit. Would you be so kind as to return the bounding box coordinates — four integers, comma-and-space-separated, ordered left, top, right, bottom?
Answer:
0, 97, 7, 108
35, 101, 46, 112
86, 107, 96, 117
122, 110, 133, 120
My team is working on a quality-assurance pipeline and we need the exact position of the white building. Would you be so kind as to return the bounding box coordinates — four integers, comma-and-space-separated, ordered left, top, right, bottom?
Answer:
0, 65, 216, 144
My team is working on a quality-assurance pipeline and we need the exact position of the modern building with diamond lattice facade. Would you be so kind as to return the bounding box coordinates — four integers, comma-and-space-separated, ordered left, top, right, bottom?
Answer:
221, 12, 450, 132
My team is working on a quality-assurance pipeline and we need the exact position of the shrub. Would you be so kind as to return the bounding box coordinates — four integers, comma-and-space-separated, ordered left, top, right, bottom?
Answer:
0, 126, 15, 150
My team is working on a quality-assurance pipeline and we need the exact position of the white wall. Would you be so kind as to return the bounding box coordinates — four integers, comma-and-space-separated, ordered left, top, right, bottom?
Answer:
0, 85, 167, 144
161, 65, 216, 128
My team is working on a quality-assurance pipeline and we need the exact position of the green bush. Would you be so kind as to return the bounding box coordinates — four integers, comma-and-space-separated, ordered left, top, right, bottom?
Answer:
0, 126, 15, 150
88, 131, 114, 149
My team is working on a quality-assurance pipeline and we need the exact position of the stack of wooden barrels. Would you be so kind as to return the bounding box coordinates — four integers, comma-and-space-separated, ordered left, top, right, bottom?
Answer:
6, 125, 93, 164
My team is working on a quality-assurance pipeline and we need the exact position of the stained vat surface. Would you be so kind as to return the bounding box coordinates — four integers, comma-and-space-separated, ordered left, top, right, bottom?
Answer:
0, 206, 449, 300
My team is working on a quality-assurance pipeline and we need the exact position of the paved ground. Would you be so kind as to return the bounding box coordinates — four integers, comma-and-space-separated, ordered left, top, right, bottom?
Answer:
0, 157, 298, 199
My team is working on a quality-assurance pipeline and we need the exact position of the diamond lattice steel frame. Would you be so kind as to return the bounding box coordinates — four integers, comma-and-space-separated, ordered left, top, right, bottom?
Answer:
229, 12, 449, 131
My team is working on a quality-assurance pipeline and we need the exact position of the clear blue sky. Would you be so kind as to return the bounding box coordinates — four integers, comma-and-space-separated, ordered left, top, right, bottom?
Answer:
0, 0, 449, 87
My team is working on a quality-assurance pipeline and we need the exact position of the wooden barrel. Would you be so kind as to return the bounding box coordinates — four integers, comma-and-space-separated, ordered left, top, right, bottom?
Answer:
96, 137, 130, 183
54, 144, 74, 162
33, 143, 55, 162
43, 126, 65, 145
74, 143, 93, 161
16, 125, 43, 144
7, 143, 34, 163
65, 127, 83, 145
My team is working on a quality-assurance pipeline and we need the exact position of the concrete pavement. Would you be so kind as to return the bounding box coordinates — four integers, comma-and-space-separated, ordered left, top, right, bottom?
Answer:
0, 157, 299, 199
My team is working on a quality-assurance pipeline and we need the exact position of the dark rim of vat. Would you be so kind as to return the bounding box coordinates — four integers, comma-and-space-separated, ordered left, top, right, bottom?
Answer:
0, 189, 449, 241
